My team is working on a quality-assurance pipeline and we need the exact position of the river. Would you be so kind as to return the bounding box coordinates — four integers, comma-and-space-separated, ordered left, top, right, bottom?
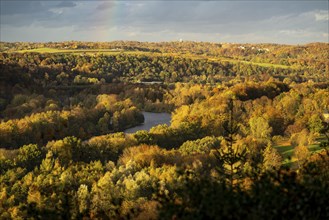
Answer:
125, 112, 171, 133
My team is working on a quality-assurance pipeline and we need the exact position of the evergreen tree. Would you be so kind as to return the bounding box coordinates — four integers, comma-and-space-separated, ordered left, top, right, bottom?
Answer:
215, 99, 247, 188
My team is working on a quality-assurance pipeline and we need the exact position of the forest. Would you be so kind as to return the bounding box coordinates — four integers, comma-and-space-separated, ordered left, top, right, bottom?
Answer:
0, 41, 329, 219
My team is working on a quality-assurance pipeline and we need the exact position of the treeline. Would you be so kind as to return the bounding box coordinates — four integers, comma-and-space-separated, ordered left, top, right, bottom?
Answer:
0, 95, 144, 149
1, 41, 328, 73
1, 41, 329, 219
1, 41, 328, 61
170, 82, 328, 140
0, 80, 328, 218
0, 53, 308, 86
1, 52, 325, 101
0, 95, 328, 219
1, 78, 328, 150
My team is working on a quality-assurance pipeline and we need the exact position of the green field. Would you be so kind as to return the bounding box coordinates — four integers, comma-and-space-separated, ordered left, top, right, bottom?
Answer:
208, 57, 293, 69
14, 47, 125, 54
274, 138, 327, 168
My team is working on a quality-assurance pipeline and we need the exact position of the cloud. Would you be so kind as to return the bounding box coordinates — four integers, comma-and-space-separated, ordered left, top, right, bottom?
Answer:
279, 29, 314, 37
322, 33, 329, 38
1, 1, 328, 44
96, 2, 116, 11
0, 1, 46, 15
56, 1, 77, 8
315, 10, 329, 21
49, 9, 63, 15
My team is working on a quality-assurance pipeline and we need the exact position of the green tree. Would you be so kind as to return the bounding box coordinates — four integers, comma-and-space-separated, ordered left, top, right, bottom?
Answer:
215, 99, 247, 188
40, 151, 55, 172
179, 136, 221, 156
90, 172, 120, 218
15, 144, 43, 171
98, 112, 111, 133
77, 184, 90, 216
294, 145, 309, 169
308, 114, 324, 134
249, 116, 272, 140
262, 145, 282, 171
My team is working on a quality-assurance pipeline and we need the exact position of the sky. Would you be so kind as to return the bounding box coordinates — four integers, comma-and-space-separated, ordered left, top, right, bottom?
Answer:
0, 0, 328, 44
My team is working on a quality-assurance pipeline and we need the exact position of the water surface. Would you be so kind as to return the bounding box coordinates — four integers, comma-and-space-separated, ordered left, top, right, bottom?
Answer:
125, 112, 171, 133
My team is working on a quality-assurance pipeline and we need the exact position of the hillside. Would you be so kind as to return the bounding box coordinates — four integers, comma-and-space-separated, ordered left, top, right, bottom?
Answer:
0, 41, 329, 219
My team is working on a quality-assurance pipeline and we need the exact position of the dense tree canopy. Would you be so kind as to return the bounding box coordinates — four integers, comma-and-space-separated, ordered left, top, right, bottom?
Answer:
0, 41, 328, 219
